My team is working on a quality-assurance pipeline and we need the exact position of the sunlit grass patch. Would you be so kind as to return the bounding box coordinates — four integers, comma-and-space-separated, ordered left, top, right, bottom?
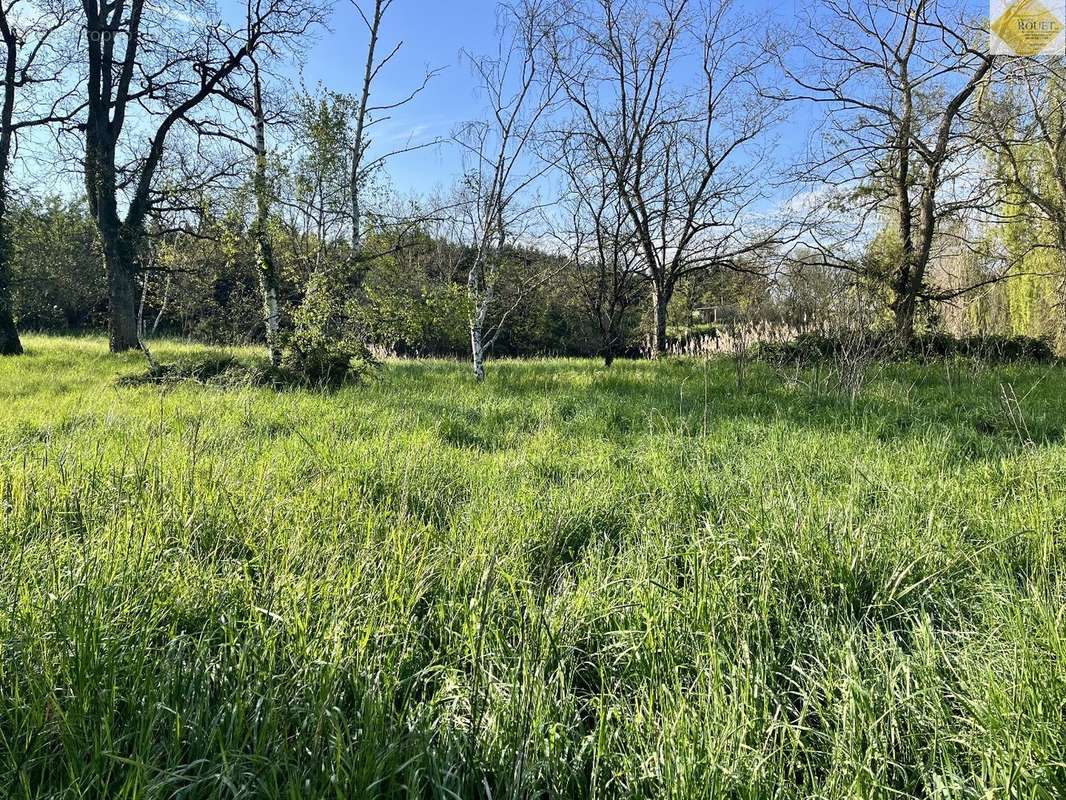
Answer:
0, 336, 1064, 798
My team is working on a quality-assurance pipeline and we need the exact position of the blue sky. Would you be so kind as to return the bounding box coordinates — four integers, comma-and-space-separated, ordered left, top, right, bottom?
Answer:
294, 0, 820, 198
299, 0, 504, 197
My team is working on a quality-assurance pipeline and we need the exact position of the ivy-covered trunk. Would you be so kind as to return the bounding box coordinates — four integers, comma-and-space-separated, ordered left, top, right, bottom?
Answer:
253, 65, 281, 367
85, 118, 142, 354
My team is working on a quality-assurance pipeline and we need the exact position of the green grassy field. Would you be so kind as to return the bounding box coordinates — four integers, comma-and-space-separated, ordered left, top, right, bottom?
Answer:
1, 336, 1064, 798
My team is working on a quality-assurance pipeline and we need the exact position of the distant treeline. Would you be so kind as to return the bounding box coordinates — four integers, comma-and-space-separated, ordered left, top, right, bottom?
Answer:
10, 196, 1059, 363
2, 0, 1066, 377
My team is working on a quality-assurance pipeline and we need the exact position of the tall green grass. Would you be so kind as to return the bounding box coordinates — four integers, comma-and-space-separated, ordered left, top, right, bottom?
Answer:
1, 335, 1064, 798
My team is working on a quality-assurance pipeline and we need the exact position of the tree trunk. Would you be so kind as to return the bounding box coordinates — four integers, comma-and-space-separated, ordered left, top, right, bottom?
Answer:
151, 274, 170, 336
0, 256, 19, 354
103, 231, 141, 353
253, 65, 282, 367
468, 256, 490, 382
470, 306, 486, 382
0, 196, 19, 356
650, 286, 670, 359
260, 281, 281, 364
0, 13, 20, 356
138, 271, 149, 338
892, 268, 919, 348
601, 322, 617, 367
893, 291, 917, 346
87, 131, 141, 354
894, 181, 937, 348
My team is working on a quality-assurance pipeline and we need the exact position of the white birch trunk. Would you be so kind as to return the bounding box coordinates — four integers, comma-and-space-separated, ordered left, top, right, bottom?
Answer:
264, 286, 280, 349
470, 314, 486, 382
468, 263, 491, 382
137, 272, 149, 339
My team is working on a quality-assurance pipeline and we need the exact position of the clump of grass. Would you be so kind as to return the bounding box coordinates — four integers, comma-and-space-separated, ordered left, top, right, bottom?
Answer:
0, 335, 1064, 798
118, 350, 373, 391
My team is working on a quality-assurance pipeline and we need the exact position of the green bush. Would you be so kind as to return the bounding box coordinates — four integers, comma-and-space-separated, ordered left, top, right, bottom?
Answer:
756, 331, 1056, 365
279, 339, 373, 389
914, 333, 1055, 362
282, 272, 376, 388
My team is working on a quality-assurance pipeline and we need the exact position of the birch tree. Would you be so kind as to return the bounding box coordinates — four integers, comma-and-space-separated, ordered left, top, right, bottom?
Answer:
453, 0, 557, 381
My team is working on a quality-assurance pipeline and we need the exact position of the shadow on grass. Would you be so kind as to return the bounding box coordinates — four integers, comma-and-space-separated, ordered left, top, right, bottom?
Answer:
376, 357, 1066, 462
88, 348, 1066, 466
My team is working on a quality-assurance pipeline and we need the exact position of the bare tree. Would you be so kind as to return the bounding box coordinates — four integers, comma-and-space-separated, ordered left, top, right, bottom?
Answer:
348, 0, 440, 287
547, 0, 790, 358
78, 0, 323, 354
451, 0, 558, 381
558, 143, 646, 366
0, 0, 76, 356
785, 0, 996, 343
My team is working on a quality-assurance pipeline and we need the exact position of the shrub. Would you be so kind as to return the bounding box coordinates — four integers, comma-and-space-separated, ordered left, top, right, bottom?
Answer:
281, 272, 377, 388
913, 333, 1055, 363
279, 338, 374, 389
755, 331, 1055, 366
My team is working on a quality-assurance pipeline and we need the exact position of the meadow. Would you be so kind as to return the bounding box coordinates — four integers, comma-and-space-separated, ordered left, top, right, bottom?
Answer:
0, 336, 1064, 798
